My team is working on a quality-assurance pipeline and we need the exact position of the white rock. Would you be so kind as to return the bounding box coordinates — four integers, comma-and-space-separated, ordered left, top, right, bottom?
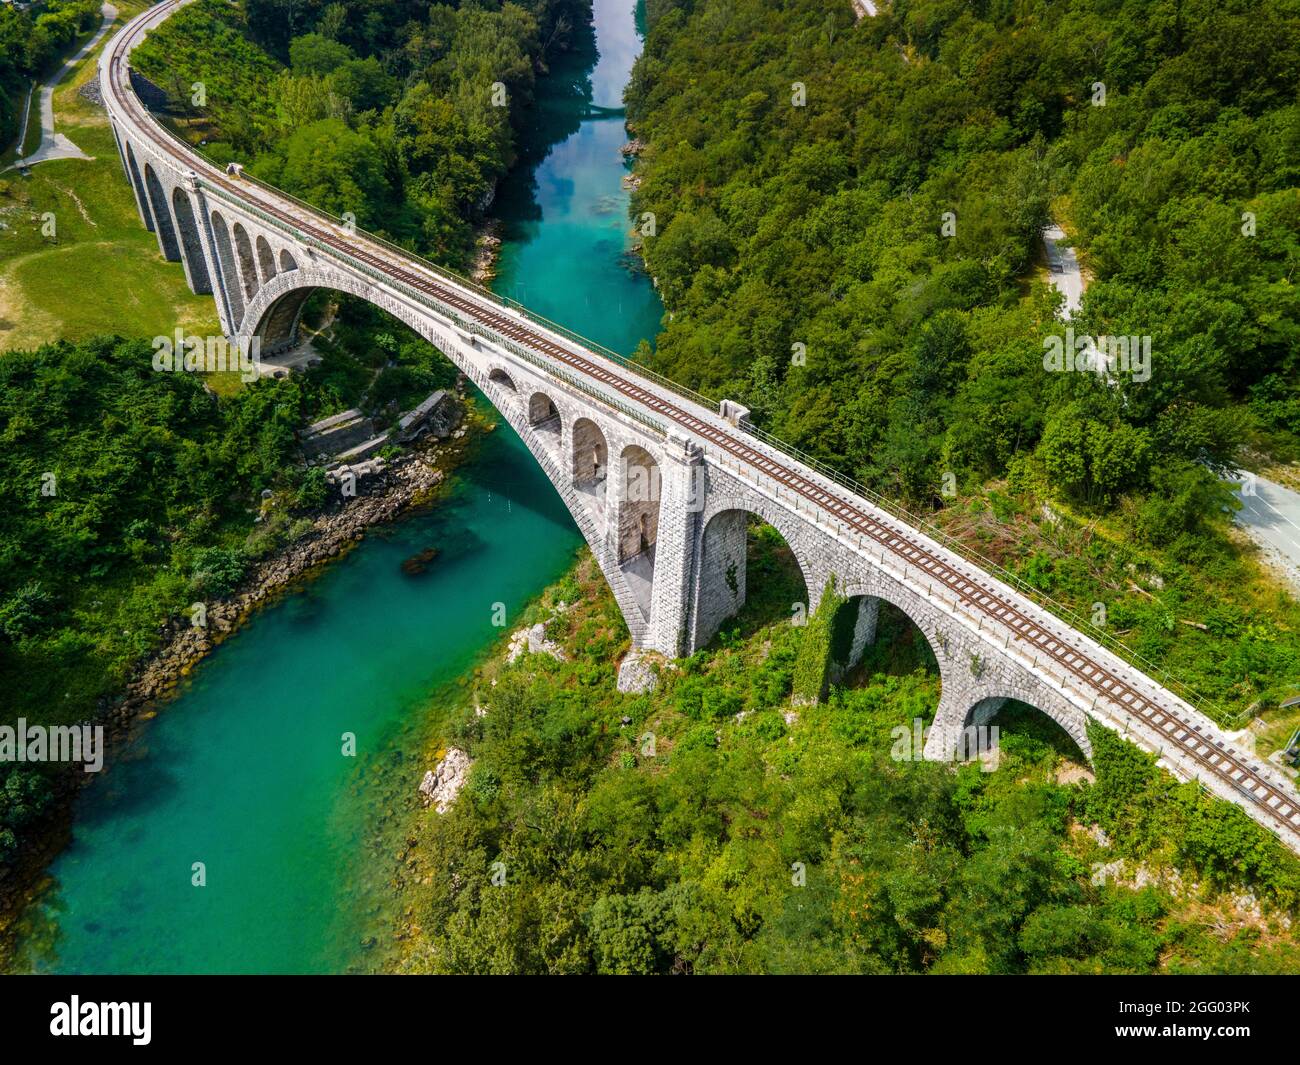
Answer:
617, 650, 660, 693
419, 747, 473, 813
507, 622, 565, 663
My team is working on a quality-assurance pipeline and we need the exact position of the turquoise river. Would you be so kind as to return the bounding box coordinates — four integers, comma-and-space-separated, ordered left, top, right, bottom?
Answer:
14, 0, 661, 974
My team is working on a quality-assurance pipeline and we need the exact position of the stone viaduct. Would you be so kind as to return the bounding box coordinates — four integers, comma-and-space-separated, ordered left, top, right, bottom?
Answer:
101, 0, 1300, 851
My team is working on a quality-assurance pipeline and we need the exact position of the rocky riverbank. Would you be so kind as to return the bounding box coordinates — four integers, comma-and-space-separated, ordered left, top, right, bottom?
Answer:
118, 455, 447, 715
470, 220, 503, 285
113, 398, 479, 720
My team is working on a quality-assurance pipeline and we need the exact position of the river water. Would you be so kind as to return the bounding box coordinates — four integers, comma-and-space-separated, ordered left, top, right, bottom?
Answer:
14, 0, 660, 974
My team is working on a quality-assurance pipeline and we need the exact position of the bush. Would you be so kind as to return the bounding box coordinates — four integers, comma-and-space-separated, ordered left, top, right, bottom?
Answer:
190, 546, 249, 597
0, 768, 53, 866
0, 581, 54, 641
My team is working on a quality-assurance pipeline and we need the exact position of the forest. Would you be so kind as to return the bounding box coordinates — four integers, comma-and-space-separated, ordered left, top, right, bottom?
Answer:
394, 541, 1300, 974
131, 0, 592, 262
0, 0, 101, 150
628, 0, 1300, 507
626, 0, 1300, 727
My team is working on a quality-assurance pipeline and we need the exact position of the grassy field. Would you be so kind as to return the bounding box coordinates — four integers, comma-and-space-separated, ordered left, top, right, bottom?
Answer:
0, 0, 219, 353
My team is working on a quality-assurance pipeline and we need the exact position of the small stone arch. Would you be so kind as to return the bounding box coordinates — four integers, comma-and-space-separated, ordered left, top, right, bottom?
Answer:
256, 234, 277, 283
488, 367, 517, 393
208, 211, 245, 326
143, 162, 180, 261
617, 443, 661, 620
231, 222, 258, 301
124, 141, 153, 233
279, 248, 298, 272
572, 417, 609, 486
170, 186, 211, 293
691, 504, 813, 648
618, 445, 660, 563
572, 416, 610, 531
528, 392, 562, 448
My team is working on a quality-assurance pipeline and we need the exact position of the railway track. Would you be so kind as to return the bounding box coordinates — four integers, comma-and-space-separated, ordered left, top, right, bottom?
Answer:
106, 0, 1300, 841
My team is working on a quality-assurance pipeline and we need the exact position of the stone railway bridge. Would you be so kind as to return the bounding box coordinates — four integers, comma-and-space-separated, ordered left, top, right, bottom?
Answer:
103, 0, 1300, 851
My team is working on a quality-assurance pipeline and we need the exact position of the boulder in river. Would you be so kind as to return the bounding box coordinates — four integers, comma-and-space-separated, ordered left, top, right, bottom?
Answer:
401, 547, 440, 575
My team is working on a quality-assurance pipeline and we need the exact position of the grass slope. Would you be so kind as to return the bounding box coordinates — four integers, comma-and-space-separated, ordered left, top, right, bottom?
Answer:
0, 0, 218, 352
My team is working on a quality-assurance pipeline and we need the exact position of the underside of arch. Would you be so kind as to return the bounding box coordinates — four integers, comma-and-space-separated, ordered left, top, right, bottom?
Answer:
170, 186, 211, 293
123, 142, 153, 232
232, 223, 258, 301
256, 235, 277, 283
691, 504, 814, 650
209, 211, 245, 327
254, 287, 314, 354
143, 163, 180, 262
959, 691, 1092, 762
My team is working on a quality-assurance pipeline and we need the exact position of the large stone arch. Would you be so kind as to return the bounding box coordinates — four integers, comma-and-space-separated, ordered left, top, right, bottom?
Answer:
837, 571, 1092, 763
170, 186, 211, 294
208, 210, 245, 327
255, 234, 277, 283
954, 683, 1092, 762
231, 223, 258, 301
692, 507, 815, 649
239, 270, 654, 644
839, 570, 950, 690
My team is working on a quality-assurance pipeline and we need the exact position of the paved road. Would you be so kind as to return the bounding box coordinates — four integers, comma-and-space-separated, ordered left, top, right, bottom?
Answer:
5, 4, 117, 173
1234, 473, 1300, 595
1043, 225, 1300, 594
1042, 222, 1084, 318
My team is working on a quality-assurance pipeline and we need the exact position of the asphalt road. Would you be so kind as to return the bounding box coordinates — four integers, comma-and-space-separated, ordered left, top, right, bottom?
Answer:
1234, 473, 1300, 594
1042, 222, 1084, 319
